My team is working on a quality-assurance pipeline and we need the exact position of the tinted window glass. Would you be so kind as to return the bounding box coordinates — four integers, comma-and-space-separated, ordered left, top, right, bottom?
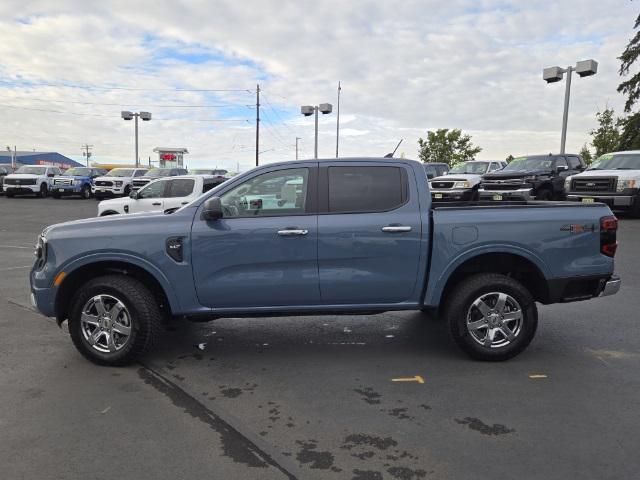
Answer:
138, 180, 167, 198
220, 168, 308, 217
568, 156, 582, 169
555, 157, 568, 168
202, 181, 216, 193
328, 166, 405, 213
168, 178, 195, 197
134, 170, 147, 177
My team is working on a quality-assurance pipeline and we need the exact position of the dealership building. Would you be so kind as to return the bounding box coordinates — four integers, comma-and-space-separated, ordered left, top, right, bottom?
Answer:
0, 151, 82, 169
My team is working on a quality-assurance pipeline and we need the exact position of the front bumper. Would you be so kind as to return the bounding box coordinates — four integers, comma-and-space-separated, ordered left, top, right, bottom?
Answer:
479, 187, 534, 201
30, 268, 57, 317
431, 188, 474, 201
5, 185, 39, 194
92, 186, 125, 196
567, 193, 636, 208
53, 185, 82, 195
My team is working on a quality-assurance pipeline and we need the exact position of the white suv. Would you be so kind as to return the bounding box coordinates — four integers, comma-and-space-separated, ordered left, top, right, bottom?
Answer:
565, 150, 640, 217
3, 165, 63, 198
92, 168, 148, 199
98, 175, 218, 216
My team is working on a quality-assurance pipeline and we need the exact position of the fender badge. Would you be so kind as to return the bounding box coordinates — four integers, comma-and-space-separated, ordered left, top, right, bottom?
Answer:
561, 224, 595, 233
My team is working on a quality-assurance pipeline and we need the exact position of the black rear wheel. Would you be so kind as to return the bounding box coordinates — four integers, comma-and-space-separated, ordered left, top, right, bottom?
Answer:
445, 273, 538, 361
536, 188, 553, 201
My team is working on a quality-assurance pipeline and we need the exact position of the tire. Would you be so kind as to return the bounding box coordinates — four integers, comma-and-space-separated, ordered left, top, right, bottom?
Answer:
445, 273, 538, 361
631, 195, 640, 218
100, 211, 118, 216
68, 275, 162, 366
81, 184, 91, 199
124, 185, 131, 196
39, 183, 48, 198
6, 193, 14, 198
52, 192, 60, 199
536, 188, 553, 201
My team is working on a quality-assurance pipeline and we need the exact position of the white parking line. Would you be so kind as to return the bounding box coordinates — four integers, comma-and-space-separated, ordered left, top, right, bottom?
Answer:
0, 245, 32, 249
0, 265, 31, 271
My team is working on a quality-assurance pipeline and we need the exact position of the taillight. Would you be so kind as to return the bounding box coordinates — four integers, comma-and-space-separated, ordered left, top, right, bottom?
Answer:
600, 215, 618, 257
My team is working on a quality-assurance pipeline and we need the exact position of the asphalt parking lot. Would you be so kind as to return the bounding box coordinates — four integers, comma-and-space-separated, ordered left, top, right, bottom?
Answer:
1, 196, 639, 480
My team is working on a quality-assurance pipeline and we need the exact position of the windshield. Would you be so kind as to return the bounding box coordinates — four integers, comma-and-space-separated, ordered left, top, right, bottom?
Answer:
63, 168, 91, 176
504, 156, 553, 171
15, 166, 47, 175
588, 153, 640, 170
105, 168, 134, 177
146, 168, 172, 177
449, 162, 489, 174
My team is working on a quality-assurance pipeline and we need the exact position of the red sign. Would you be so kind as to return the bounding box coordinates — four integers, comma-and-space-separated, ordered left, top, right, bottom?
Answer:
161, 153, 176, 161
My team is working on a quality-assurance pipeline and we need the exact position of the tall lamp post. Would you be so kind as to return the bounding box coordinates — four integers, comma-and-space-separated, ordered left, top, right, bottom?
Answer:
301, 103, 333, 159
543, 59, 597, 154
121, 111, 152, 167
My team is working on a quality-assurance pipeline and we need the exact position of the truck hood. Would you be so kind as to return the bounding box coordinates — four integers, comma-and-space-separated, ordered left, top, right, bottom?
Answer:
94, 176, 127, 182
43, 210, 167, 239
574, 169, 640, 181
431, 173, 483, 184
483, 169, 551, 179
6, 173, 41, 179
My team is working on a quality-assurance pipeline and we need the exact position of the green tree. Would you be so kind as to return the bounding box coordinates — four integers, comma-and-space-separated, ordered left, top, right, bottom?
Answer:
618, 113, 640, 150
579, 144, 593, 164
505, 154, 514, 163
417, 128, 482, 166
618, 13, 640, 112
589, 108, 621, 157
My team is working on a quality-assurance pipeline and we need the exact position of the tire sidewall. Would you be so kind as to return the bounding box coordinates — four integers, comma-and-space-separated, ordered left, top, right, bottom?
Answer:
82, 184, 91, 199
68, 280, 148, 365
39, 183, 48, 198
449, 276, 538, 361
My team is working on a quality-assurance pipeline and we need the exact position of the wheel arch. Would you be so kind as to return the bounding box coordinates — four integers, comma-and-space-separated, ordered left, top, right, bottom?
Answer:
430, 251, 551, 308
54, 257, 179, 324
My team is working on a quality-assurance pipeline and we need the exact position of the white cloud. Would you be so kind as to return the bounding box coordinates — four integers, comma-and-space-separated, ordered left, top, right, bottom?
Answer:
0, 0, 636, 170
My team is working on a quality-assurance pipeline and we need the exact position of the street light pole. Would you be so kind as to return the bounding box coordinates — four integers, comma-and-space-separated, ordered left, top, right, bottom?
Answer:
121, 111, 151, 167
295, 137, 300, 160
543, 59, 597, 154
301, 103, 333, 159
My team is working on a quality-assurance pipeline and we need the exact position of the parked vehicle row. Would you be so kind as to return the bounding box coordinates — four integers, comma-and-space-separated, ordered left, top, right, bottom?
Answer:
51, 167, 107, 199
30, 157, 620, 366
3, 165, 64, 198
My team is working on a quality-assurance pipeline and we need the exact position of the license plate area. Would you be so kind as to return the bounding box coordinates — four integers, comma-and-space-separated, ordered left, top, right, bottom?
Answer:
582, 197, 595, 204
434, 193, 443, 199
492, 194, 503, 201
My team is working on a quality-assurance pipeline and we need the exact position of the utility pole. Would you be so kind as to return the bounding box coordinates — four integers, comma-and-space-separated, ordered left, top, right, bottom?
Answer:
336, 81, 341, 158
81, 144, 93, 166
295, 137, 301, 160
255, 84, 260, 167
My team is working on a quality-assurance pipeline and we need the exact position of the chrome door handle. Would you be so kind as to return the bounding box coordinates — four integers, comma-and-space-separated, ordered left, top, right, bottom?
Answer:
382, 225, 412, 233
277, 229, 308, 236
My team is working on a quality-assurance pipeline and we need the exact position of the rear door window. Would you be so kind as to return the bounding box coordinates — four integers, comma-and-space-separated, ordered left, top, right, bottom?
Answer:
168, 178, 195, 197
567, 156, 582, 169
328, 166, 406, 214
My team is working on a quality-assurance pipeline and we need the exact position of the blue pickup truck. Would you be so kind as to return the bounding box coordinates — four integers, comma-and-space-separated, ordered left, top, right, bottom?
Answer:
30, 158, 621, 365
51, 167, 107, 199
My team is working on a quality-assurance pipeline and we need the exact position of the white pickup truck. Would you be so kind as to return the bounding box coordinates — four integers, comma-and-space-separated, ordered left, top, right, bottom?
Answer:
98, 175, 217, 216
3, 165, 64, 198
92, 168, 149, 199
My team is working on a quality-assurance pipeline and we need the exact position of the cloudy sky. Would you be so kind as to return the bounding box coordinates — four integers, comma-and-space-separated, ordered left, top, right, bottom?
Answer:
0, 1, 636, 171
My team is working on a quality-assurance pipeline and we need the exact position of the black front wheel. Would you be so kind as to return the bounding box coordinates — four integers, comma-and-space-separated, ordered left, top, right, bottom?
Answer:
81, 184, 91, 199
536, 188, 553, 201
68, 275, 162, 366
39, 183, 48, 198
445, 273, 538, 361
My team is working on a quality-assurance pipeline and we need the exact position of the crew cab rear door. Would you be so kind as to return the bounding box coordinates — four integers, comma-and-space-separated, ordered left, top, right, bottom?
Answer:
317, 161, 423, 305
163, 178, 196, 210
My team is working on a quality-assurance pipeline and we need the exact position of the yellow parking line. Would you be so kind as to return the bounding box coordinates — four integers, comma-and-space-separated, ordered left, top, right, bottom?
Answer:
391, 375, 425, 384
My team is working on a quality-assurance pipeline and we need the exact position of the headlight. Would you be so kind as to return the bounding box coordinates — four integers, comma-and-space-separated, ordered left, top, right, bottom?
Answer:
565, 177, 572, 190
453, 181, 471, 189
617, 179, 637, 191
523, 175, 538, 183
115, 181, 123, 187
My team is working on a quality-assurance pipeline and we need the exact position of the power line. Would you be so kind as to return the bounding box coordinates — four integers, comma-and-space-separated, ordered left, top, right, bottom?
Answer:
0, 80, 252, 93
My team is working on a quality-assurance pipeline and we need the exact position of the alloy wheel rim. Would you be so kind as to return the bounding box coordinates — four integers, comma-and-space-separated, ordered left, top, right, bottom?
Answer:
466, 291, 523, 348
80, 294, 133, 353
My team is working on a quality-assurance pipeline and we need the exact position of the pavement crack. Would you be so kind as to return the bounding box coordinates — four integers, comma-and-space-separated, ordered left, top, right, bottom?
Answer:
137, 364, 298, 479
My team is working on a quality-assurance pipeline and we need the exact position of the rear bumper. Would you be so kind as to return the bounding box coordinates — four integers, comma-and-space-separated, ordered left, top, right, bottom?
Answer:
546, 274, 620, 303
567, 193, 635, 208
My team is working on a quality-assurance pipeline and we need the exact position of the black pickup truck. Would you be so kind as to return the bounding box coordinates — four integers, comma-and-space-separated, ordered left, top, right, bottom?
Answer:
479, 154, 585, 201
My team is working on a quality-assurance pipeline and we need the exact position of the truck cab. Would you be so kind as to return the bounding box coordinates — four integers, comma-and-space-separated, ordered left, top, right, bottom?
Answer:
565, 150, 640, 216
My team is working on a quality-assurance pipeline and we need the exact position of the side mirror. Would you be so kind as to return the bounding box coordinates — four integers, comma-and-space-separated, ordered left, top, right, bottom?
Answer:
47, 173, 55, 177
576, 164, 585, 171
202, 196, 223, 221
129, 190, 139, 199
557, 165, 569, 172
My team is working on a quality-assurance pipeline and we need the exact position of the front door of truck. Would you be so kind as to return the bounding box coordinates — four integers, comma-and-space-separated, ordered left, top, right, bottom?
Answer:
129, 179, 167, 213
191, 165, 319, 309
317, 162, 423, 305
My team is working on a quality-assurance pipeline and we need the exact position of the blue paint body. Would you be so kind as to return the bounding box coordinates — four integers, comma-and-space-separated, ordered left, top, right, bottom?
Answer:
30, 158, 616, 320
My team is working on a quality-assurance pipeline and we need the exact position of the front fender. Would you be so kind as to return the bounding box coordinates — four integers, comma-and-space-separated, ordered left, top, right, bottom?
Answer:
58, 252, 182, 313
424, 244, 551, 306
